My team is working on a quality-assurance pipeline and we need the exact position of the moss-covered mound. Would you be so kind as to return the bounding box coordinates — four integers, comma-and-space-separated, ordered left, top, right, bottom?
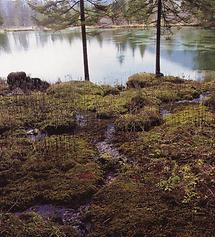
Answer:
127, 73, 185, 88
89, 174, 214, 237
0, 135, 102, 210
204, 93, 215, 110
0, 93, 76, 134
115, 106, 163, 131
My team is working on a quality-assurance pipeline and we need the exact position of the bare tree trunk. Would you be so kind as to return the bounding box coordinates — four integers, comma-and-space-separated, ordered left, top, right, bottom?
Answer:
80, 0, 90, 81
155, 0, 163, 77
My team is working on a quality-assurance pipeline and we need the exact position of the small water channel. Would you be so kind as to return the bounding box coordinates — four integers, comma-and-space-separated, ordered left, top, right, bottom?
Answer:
20, 122, 129, 236
160, 92, 211, 116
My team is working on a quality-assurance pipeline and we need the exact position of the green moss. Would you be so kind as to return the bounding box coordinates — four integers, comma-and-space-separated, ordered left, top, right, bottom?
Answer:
47, 81, 103, 98
115, 106, 163, 131
204, 93, 215, 110
0, 135, 102, 210
79, 91, 128, 118
99, 85, 121, 96
202, 77, 215, 92
40, 110, 76, 135
0, 79, 214, 237
89, 169, 215, 237
126, 73, 203, 105
127, 73, 185, 88
0, 92, 77, 134
96, 95, 128, 118
0, 213, 78, 237
164, 104, 214, 127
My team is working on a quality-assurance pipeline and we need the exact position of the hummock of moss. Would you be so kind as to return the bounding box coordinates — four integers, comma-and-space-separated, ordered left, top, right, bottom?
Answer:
164, 104, 215, 127
126, 73, 202, 104
115, 106, 163, 131
202, 77, 215, 93
0, 93, 77, 134
127, 73, 185, 88
89, 174, 215, 237
0, 135, 102, 210
204, 93, 215, 110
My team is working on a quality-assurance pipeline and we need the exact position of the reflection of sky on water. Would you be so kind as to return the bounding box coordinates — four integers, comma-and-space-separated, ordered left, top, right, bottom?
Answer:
0, 27, 214, 85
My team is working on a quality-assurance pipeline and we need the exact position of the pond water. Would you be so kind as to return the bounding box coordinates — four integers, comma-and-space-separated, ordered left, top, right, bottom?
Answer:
0, 27, 215, 85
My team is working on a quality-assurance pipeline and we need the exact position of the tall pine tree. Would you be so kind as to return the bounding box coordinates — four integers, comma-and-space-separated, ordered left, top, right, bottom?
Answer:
125, 0, 191, 76
30, 0, 109, 81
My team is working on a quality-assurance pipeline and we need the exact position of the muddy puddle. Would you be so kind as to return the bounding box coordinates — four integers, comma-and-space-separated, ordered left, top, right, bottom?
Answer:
96, 124, 128, 165
175, 93, 210, 104
26, 128, 47, 142
16, 204, 91, 237
160, 93, 211, 116
76, 114, 88, 128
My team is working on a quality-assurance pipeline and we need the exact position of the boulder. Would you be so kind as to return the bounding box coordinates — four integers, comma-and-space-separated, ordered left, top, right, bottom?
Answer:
7, 72, 26, 90
31, 78, 50, 91
7, 72, 50, 91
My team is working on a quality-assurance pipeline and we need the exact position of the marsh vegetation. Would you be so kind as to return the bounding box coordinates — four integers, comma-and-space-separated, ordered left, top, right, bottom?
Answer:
0, 74, 214, 236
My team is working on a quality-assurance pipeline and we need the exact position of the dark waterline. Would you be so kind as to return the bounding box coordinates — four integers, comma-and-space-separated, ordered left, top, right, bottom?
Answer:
0, 27, 215, 85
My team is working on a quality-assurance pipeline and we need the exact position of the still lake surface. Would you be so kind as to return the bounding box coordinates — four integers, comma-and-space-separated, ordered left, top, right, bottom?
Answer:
0, 27, 215, 85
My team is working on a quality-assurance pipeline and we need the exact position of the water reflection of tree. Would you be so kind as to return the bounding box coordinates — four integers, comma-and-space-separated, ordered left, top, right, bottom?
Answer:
0, 33, 10, 52
0, 29, 152, 65
12, 32, 29, 50
181, 28, 215, 71
67, 31, 81, 44
195, 50, 215, 71
139, 44, 147, 58
87, 30, 104, 47
143, 28, 215, 76
86, 29, 151, 59
27, 31, 82, 48
117, 54, 125, 65
94, 33, 103, 48
35, 32, 49, 47
162, 34, 176, 57
112, 29, 152, 64
2, 28, 214, 76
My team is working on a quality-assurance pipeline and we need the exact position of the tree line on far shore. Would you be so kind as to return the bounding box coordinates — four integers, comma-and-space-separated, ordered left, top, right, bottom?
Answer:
0, 0, 214, 29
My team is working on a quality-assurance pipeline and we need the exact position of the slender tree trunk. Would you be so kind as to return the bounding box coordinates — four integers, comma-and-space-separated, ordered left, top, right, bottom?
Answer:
155, 0, 163, 77
80, 0, 90, 81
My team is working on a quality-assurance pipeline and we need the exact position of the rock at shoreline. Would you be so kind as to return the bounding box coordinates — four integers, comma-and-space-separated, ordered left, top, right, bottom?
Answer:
7, 72, 50, 92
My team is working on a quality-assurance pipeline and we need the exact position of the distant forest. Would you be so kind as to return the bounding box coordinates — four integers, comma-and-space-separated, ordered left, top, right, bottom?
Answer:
0, 0, 42, 27
0, 0, 214, 28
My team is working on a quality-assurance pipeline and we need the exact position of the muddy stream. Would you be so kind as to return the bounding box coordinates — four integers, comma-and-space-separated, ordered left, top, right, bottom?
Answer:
19, 121, 128, 236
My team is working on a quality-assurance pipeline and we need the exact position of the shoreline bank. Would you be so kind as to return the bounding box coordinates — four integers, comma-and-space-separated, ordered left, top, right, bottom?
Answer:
0, 23, 209, 33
